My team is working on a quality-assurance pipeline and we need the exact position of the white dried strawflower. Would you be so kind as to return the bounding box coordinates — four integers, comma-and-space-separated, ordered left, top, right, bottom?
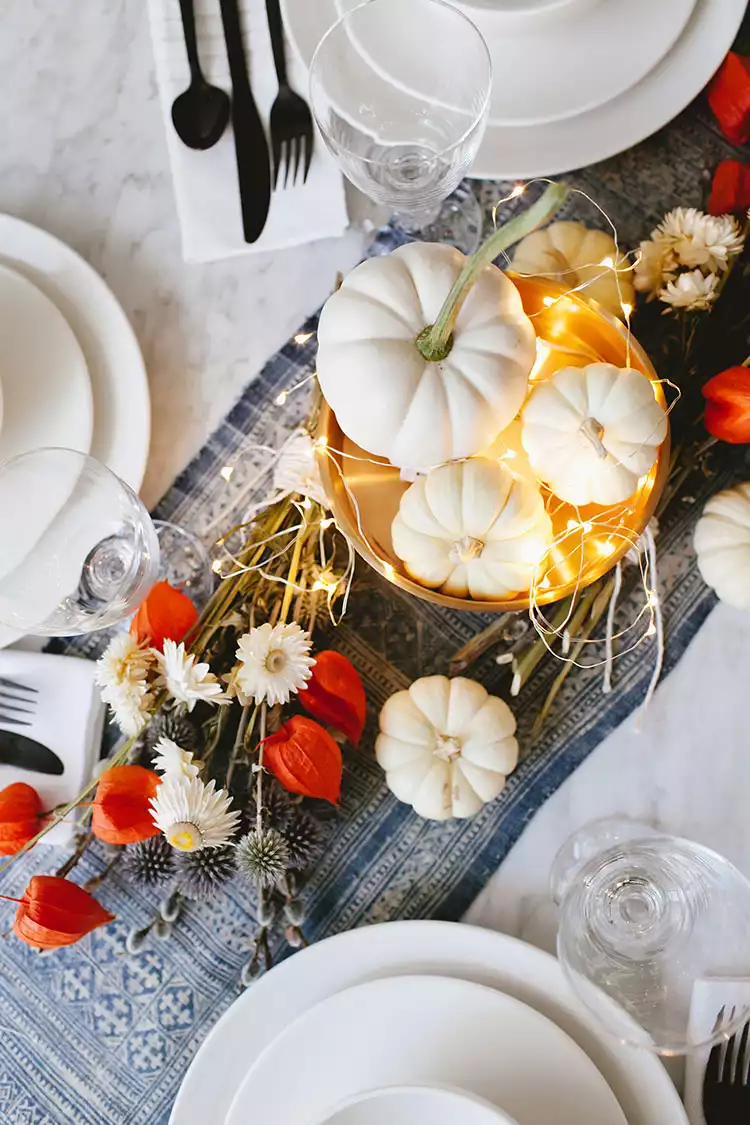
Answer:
155, 640, 227, 712
659, 269, 719, 312
273, 429, 328, 507
235, 622, 316, 707
152, 736, 200, 780
150, 775, 241, 852
95, 635, 156, 736
633, 239, 677, 296
656, 207, 744, 273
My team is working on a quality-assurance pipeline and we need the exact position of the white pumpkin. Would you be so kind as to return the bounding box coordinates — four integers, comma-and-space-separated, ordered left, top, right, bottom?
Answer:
317, 242, 536, 470
391, 457, 551, 600
376, 675, 518, 820
694, 482, 750, 609
521, 363, 667, 506
512, 221, 635, 319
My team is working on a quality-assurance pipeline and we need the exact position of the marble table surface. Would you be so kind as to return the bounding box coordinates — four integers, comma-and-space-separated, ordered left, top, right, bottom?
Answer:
4, 0, 749, 957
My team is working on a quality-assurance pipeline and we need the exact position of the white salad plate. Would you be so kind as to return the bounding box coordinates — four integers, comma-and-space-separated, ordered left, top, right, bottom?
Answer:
0, 262, 93, 467
169, 921, 688, 1125
333, 0, 696, 127
0, 214, 150, 492
226, 974, 628, 1125
281, 0, 747, 178
315, 1084, 517, 1125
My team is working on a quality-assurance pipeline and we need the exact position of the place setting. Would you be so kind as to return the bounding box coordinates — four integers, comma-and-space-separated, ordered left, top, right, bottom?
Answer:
1, 0, 750, 1122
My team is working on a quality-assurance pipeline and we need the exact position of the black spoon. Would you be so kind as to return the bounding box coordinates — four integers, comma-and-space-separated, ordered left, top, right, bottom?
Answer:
171, 0, 231, 151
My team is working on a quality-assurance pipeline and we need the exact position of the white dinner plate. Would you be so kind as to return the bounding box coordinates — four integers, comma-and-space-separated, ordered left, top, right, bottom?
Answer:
0, 214, 150, 491
333, 0, 696, 127
282, 0, 746, 178
226, 975, 628, 1125
169, 922, 688, 1125
0, 262, 93, 465
317, 1085, 516, 1125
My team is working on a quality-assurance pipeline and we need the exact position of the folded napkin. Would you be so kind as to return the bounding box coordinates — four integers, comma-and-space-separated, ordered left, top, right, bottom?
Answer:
0, 650, 105, 846
147, 0, 349, 262
685, 978, 750, 1125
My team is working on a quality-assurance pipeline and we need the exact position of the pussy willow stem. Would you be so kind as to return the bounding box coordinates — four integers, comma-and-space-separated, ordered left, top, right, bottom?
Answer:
416, 182, 568, 362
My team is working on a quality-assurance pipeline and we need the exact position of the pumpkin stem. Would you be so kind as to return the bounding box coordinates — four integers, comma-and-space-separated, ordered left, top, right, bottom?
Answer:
416, 182, 569, 363
448, 535, 484, 564
579, 417, 608, 460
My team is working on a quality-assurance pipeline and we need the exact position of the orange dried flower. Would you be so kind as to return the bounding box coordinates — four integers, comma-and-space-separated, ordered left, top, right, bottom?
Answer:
92, 765, 161, 845
130, 581, 198, 652
0, 782, 45, 855
13, 875, 115, 950
300, 651, 366, 746
263, 715, 343, 804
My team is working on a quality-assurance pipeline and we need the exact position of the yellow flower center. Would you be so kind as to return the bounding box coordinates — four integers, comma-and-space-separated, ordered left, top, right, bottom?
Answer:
167, 821, 203, 852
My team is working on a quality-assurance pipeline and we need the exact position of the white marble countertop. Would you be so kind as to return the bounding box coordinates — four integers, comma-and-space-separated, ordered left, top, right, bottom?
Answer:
4, 0, 748, 966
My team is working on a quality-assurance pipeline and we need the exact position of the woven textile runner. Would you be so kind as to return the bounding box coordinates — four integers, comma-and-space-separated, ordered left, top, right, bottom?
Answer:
1, 48, 750, 1123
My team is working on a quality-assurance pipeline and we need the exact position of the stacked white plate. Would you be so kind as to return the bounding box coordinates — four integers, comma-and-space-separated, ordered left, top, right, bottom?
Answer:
0, 214, 150, 647
169, 920, 689, 1125
280, 0, 747, 178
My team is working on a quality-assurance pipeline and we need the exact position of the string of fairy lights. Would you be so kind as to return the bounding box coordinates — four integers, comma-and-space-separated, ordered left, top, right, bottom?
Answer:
205, 182, 676, 698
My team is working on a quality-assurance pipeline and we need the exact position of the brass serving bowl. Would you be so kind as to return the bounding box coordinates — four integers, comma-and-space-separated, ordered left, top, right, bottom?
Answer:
316, 274, 669, 613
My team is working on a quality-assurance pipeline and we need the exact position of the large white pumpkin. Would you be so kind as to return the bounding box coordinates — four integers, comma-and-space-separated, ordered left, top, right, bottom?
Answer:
521, 363, 667, 506
317, 242, 536, 470
512, 221, 635, 319
376, 675, 518, 820
391, 457, 551, 601
694, 482, 750, 609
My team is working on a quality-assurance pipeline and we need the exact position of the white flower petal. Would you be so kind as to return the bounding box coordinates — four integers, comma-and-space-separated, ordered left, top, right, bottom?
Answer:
152, 736, 201, 780
156, 640, 227, 712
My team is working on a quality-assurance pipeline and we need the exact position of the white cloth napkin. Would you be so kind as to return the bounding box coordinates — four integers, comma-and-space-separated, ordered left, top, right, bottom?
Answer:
685, 978, 750, 1125
147, 0, 349, 262
0, 650, 105, 846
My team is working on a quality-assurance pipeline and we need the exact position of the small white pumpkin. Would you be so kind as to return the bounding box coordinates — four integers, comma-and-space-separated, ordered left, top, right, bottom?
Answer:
317, 242, 536, 470
694, 482, 750, 609
521, 363, 667, 506
376, 675, 518, 820
512, 221, 635, 319
391, 457, 552, 600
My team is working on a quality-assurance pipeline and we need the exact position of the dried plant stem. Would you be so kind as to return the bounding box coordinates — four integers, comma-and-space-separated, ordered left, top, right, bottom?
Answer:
83, 852, 122, 893
55, 831, 94, 878
448, 613, 519, 677
512, 597, 573, 692
531, 577, 615, 736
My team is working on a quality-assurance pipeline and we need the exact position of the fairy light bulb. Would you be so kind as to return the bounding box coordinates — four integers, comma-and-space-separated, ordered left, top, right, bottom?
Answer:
219, 465, 234, 482
510, 183, 525, 198
275, 391, 288, 406
294, 332, 313, 345
530, 339, 552, 381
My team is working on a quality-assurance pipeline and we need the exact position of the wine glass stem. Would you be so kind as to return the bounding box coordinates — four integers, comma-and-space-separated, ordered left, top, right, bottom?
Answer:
392, 202, 443, 233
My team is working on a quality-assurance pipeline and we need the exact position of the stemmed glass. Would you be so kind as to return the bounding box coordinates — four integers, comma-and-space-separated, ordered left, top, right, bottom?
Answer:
0, 448, 212, 636
552, 818, 750, 1055
310, 0, 492, 254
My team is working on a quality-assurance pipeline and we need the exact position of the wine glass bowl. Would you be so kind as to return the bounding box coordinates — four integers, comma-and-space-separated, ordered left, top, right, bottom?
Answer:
554, 822, 750, 1055
310, 0, 492, 243
0, 448, 159, 636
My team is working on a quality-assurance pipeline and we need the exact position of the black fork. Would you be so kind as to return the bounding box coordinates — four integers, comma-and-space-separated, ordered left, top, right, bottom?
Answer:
265, 0, 314, 186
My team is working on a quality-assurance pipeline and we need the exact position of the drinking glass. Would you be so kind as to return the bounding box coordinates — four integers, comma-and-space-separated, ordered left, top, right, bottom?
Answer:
552, 818, 750, 1055
309, 0, 492, 254
0, 448, 212, 636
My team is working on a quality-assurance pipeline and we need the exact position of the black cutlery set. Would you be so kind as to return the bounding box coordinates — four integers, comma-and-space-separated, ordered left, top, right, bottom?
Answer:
171, 0, 314, 243
0, 676, 64, 775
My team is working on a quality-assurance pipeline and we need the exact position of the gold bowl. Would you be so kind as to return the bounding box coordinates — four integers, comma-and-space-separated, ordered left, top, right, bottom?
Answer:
316, 274, 669, 613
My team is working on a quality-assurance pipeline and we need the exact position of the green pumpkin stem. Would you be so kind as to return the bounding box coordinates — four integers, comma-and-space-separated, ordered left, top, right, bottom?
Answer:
416, 182, 569, 363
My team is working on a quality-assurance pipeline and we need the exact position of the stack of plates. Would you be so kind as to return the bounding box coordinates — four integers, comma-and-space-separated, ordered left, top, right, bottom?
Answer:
0, 214, 150, 646
280, 0, 746, 178
169, 921, 689, 1125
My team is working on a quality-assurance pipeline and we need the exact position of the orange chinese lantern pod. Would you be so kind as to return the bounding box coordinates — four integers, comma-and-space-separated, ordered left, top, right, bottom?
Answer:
263, 715, 343, 804
708, 160, 750, 216
0, 782, 45, 855
300, 651, 366, 746
130, 581, 198, 652
704, 366, 750, 444
707, 52, 750, 146
92, 765, 161, 845
12, 875, 115, 950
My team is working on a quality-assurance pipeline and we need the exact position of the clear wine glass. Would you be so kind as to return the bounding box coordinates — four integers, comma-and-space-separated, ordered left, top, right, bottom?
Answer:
309, 0, 492, 254
0, 448, 212, 636
552, 818, 750, 1055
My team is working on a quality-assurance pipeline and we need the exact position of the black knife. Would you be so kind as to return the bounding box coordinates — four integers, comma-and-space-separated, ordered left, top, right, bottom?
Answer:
219, 0, 272, 243
0, 730, 64, 775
